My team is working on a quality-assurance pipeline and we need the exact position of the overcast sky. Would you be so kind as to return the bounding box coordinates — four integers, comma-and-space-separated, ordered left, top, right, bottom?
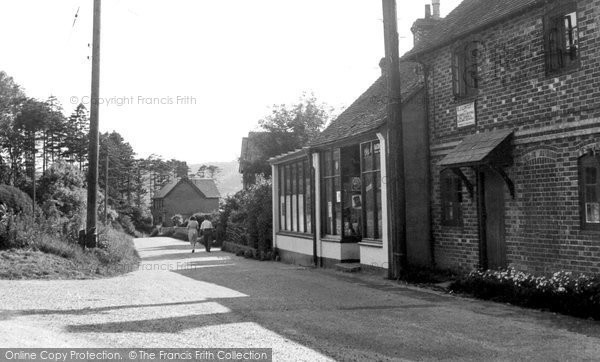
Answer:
0, 0, 461, 165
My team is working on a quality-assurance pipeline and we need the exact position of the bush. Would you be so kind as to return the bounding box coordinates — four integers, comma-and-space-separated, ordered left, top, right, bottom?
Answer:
171, 214, 183, 226
450, 268, 600, 320
215, 180, 272, 253
0, 184, 33, 216
115, 214, 137, 236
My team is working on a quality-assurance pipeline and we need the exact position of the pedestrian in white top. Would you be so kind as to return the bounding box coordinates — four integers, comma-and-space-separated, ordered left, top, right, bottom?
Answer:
200, 217, 214, 252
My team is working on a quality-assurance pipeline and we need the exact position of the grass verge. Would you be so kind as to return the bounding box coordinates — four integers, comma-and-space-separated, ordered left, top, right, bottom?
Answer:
0, 227, 140, 280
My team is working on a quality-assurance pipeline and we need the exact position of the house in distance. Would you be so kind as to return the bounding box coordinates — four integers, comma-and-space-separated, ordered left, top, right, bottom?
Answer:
151, 177, 220, 226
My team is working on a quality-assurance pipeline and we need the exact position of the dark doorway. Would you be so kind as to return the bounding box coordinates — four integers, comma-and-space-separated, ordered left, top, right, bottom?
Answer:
482, 168, 507, 269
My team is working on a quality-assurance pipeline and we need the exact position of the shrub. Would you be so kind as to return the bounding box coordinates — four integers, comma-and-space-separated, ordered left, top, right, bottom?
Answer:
116, 215, 137, 236
0, 184, 33, 216
171, 214, 183, 226
215, 180, 272, 253
450, 268, 600, 320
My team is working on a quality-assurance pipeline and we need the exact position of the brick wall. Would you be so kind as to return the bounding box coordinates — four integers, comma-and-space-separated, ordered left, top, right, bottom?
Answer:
420, 0, 600, 274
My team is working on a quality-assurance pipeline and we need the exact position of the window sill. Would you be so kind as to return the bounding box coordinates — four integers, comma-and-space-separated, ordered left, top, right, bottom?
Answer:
277, 231, 313, 240
321, 235, 342, 243
359, 239, 383, 248
545, 63, 580, 79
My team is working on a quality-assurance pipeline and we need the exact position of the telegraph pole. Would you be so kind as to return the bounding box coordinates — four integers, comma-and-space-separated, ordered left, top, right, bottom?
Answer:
104, 153, 108, 224
382, 0, 407, 279
86, 0, 102, 247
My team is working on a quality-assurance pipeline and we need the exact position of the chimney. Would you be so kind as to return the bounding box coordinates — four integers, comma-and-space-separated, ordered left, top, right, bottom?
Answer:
432, 0, 441, 19
425, 4, 432, 19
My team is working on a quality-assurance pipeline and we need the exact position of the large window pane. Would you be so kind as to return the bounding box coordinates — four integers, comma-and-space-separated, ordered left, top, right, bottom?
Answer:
375, 171, 382, 239
334, 176, 342, 236
362, 143, 373, 171
305, 161, 312, 233
364, 172, 374, 239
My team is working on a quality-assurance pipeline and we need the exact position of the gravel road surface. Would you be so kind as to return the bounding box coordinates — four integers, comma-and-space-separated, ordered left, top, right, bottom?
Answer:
1, 237, 599, 361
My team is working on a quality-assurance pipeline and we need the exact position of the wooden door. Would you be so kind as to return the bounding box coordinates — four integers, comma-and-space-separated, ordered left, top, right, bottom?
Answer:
483, 168, 507, 269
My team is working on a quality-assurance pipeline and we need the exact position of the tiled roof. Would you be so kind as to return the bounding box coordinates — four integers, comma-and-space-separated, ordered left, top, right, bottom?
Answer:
190, 178, 220, 198
310, 62, 423, 147
153, 178, 220, 199
403, 0, 545, 59
438, 129, 514, 168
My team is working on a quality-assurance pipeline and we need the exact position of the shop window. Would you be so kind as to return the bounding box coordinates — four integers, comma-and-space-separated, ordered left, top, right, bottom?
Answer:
452, 41, 480, 98
579, 154, 600, 230
544, 4, 579, 74
278, 159, 312, 234
361, 141, 382, 239
441, 170, 463, 226
321, 149, 341, 236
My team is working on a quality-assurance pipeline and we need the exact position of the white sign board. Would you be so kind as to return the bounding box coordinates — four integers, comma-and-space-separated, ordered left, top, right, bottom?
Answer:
456, 102, 476, 128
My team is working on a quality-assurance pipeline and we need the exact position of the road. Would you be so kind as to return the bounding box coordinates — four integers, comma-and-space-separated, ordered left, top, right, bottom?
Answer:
1, 237, 599, 361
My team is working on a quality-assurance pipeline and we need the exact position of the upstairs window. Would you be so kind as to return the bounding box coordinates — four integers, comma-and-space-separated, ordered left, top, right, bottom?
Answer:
579, 154, 600, 230
441, 170, 463, 227
452, 41, 480, 98
545, 4, 579, 74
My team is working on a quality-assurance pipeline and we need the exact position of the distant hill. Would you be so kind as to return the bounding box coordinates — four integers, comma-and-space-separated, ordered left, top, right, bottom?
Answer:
189, 161, 242, 197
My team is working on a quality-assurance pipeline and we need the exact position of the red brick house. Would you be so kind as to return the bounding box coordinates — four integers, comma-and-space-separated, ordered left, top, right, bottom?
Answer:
151, 177, 220, 226
404, 0, 600, 274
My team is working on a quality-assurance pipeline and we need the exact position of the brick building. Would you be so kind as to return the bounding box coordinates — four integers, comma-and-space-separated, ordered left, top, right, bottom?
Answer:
151, 177, 220, 226
405, 0, 600, 274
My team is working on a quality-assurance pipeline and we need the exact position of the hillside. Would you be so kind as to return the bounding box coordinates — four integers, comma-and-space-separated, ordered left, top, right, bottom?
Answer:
189, 160, 242, 197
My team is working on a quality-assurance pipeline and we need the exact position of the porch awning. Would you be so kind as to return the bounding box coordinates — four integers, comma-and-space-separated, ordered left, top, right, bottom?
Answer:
439, 129, 514, 168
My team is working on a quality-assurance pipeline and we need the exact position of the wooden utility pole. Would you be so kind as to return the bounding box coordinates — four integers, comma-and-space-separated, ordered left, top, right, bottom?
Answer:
104, 153, 108, 224
382, 0, 407, 279
86, 0, 102, 247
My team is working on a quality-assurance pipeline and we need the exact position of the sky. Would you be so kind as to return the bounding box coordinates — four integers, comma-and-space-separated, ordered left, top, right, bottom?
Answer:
0, 0, 462, 165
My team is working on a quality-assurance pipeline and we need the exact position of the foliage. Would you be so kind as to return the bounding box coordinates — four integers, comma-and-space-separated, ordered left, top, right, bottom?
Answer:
196, 164, 221, 179
241, 93, 332, 181
171, 214, 183, 226
0, 184, 33, 215
450, 268, 600, 320
37, 161, 87, 240
216, 180, 272, 252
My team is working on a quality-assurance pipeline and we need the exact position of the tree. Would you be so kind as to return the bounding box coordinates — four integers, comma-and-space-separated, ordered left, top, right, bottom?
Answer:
242, 93, 332, 181
62, 103, 89, 170
0, 71, 26, 185
196, 164, 221, 179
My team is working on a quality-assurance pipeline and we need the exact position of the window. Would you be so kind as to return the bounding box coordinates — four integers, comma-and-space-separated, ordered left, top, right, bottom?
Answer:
278, 159, 312, 234
545, 4, 579, 74
452, 41, 480, 98
320, 142, 383, 241
361, 141, 382, 239
321, 149, 342, 236
441, 170, 463, 226
579, 154, 600, 230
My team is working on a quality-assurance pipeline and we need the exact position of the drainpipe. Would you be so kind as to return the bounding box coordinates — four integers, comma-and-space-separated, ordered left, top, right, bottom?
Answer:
415, 59, 436, 267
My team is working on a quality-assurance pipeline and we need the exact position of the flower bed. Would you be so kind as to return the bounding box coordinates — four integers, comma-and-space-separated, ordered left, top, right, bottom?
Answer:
450, 268, 600, 320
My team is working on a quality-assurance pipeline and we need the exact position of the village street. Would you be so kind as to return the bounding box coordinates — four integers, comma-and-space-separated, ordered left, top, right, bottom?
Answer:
1, 237, 599, 361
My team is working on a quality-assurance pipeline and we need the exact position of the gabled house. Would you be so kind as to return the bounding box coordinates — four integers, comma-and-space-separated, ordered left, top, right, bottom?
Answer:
404, 0, 600, 274
151, 177, 220, 226
269, 60, 431, 270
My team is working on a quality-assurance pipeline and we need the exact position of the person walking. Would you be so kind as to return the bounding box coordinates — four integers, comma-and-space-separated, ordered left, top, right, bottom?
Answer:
200, 216, 214, 252
187, 216, 199, 253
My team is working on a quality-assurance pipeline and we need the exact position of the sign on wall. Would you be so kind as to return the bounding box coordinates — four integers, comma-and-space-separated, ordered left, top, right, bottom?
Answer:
456, 101, 476, 128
